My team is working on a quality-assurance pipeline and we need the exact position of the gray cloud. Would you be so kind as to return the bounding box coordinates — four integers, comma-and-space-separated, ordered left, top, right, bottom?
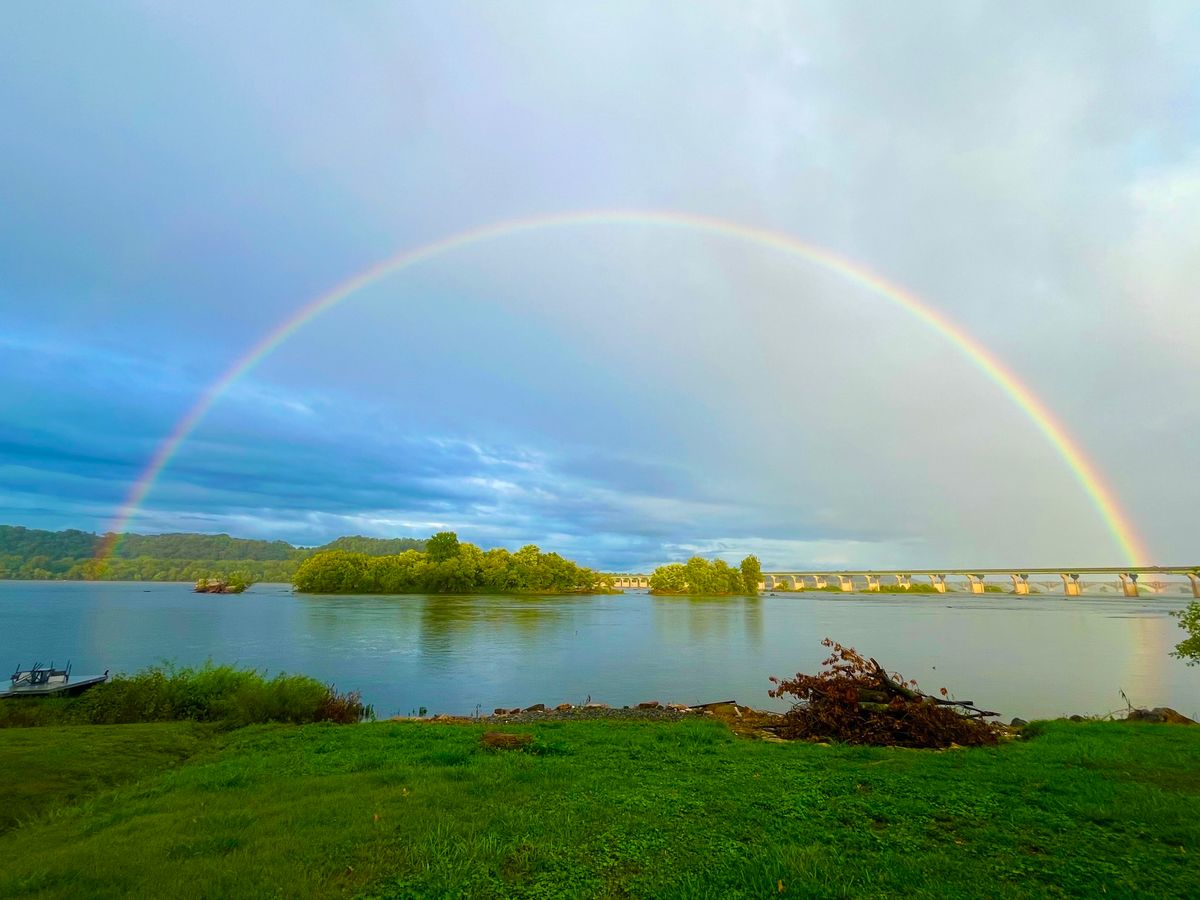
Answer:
1, 2, 1197, 566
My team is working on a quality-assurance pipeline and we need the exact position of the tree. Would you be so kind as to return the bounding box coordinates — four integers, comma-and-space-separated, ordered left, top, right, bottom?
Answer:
292, 551, 373, 593
1171, 601, 1200, 665
740, 555, 762, 595
712, 559, 742, 594
683, 556, 714, 594
649, 563, 689, 594
425, 531, 461, 563
226, 570, 255, 592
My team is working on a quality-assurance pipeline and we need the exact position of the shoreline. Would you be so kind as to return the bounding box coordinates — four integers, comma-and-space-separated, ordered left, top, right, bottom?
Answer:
3, 577, 1195, 598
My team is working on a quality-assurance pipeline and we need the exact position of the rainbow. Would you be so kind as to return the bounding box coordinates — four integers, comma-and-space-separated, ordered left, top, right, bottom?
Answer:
95, 210, 1150, 565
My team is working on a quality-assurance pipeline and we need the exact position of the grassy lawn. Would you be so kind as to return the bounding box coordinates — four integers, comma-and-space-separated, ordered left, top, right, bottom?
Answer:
0, 719, 1196, 898
0, 722, 219, 836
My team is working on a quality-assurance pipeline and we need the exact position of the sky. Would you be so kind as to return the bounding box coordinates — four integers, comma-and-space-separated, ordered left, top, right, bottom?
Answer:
1, 2, 1198, 571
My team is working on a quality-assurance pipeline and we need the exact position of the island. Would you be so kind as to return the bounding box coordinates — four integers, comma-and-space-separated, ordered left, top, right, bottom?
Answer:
193, 573, 254, 594
648, 555, 762, 595
291, 532, 616, 594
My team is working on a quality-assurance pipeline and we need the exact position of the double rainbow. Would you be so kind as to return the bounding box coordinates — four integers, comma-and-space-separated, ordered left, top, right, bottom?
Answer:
95, 210, 1150, 565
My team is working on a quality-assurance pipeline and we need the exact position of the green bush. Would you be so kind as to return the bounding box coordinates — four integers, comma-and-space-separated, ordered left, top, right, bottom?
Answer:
0, 664, 372, 728
1171, 600, 1200, 665
292, 535, 612, 594
649, 555, 757, 594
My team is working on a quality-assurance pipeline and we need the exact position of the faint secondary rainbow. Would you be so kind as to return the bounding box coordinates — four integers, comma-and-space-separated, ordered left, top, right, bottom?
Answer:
95, 210, 1150, 565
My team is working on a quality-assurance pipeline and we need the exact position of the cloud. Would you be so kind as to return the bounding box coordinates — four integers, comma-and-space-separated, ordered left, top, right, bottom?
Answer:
1, 3, 1197, 566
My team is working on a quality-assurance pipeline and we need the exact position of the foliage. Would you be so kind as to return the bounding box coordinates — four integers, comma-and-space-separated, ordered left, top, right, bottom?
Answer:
226, 571, 253, 592
740, 555, 762, 594
291, 534, 612, 594
0, 719, 1198, 897
425, 531, 461, 563
0, 525, 96, 561
0, 664, 371, 729
1170, 600, 1200, 665
649, 555, 757, 594
0, 526, 426, 582
314, 535, 425, 556
649, 563, 688, 593
114, 532, 298, 560
769, 639, 1002, 748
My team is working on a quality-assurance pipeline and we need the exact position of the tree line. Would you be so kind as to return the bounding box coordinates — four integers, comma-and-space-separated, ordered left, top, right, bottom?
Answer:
648, 555, 762, 595
0, 525, 424, 582
292, 532, 614, 595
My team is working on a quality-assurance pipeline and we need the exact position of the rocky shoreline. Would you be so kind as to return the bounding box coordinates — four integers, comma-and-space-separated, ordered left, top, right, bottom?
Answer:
395, 699, 752, 724
393, 700, 1196, 734
392, 700, 789, 739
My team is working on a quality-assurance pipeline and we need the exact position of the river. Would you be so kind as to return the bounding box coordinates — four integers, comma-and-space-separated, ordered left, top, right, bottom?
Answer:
1, 581, 1195, 720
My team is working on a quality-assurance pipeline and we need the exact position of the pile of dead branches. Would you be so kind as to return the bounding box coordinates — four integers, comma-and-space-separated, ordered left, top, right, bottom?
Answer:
768, 639, 1002, 748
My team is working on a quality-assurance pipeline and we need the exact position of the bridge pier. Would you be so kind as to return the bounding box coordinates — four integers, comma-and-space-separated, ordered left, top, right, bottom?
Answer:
809, 575, 827, 589
1010, 573, 1030, 595
865, 574, 881, 592
1188, 573, 1200, 598
1060, 573, 1082, 596
928, 574, 947, 593
966, 574, 986, 595
893, 574, 911, 589
1118, 573, 1139, 597
786, 575, 803, 591
837, 575, 854, 592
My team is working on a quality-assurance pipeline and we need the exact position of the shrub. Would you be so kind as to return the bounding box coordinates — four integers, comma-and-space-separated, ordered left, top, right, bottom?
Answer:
769, 639, 1001, 748
1171, 601, 1200, 665
0, 663, 372, 728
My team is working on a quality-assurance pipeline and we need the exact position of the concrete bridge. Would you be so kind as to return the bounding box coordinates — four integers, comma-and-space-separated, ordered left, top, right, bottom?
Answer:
611, 574, 651, 589
610, 567, 1200, 597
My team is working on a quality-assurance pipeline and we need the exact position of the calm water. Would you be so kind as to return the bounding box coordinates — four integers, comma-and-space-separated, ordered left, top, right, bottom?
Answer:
1, 581, 1195, 720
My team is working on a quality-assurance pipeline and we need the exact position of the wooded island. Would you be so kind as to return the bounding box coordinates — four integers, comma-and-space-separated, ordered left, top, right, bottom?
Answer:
292, 532, 614, 594
648, 555, 762, 595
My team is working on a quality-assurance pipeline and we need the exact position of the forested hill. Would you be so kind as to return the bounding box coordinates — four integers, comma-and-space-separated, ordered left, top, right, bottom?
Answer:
0, 525, 425, 581
117, 532, 298, 560
314, 536, 428, 556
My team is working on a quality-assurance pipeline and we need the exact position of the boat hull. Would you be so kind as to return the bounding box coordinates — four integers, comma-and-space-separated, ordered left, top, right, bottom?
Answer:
1, 674, 109, 699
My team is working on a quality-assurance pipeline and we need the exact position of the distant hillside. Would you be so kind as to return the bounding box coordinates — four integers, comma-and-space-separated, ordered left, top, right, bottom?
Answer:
115, 532, 300, 561
313, 535, 426, 556
0, 525, 300, 562
0, 526, 97, 561
0, 525, 425, 582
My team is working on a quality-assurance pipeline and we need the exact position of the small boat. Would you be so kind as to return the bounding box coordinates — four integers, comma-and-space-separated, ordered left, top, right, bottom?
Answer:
1, 661, 109, 699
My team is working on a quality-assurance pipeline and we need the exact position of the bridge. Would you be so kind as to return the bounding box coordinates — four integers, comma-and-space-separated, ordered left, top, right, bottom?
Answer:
609, 566, 1200, 597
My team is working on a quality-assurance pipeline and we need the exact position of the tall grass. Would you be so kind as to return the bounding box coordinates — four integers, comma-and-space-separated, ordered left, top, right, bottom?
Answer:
0, 663, 372, 728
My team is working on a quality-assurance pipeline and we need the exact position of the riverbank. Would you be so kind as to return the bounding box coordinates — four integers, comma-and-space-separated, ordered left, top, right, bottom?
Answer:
1, 717, 1196, 897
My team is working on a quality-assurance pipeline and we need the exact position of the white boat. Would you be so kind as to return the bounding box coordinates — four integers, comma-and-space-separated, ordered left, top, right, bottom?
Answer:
2, 661, 109, 699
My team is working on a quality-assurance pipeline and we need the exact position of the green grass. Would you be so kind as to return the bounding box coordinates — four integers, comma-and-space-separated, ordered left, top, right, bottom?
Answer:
0, 719, 1197, 898
0, 722, 219, 835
